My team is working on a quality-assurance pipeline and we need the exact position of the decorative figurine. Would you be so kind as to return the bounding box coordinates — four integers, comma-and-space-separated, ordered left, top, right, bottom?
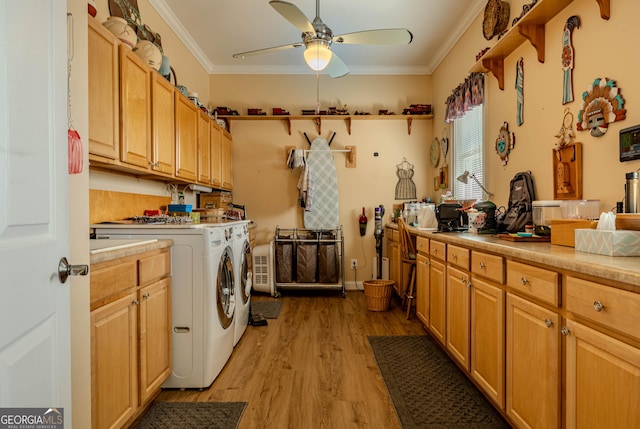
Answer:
495, 122, 515, 165
577, 77, 626, 137
561, 16, 580, 104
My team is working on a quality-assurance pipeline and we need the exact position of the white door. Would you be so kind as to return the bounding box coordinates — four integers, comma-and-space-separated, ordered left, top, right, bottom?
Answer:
0, 0, 73, 419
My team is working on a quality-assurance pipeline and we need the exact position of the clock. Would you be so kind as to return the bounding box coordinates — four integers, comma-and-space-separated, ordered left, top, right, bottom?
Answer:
430, 138, 441, 167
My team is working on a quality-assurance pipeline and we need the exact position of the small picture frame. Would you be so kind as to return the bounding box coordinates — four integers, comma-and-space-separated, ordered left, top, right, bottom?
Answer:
433, 176, 440, 191
439, 166, 448, 189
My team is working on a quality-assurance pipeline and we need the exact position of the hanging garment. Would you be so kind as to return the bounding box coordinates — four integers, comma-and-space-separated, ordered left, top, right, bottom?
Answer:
304, 137, 339, 229
297, 162, 314, 211
395, 160, 416, 200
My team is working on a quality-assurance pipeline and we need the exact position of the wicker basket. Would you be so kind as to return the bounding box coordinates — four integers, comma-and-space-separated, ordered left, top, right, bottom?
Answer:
363, 280, 395, 312
483, 0, 511, 40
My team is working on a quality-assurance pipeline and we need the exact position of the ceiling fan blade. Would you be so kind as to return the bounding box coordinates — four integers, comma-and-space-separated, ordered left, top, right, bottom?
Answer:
326, 52, 349, 78
333, 29, 413, 45
233, 42, 303, 58
269, 1, 315, 34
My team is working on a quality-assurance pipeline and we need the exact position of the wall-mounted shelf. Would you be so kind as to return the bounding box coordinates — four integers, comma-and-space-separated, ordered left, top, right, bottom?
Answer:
470, 0, 610, 90
218, 114, 432, 136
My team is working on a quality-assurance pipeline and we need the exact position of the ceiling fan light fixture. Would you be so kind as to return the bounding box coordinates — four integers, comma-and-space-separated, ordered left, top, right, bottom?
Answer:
304, 40, 332, 71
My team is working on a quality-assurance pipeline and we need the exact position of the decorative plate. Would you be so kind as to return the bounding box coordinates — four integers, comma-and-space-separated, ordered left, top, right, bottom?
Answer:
430, 138, 441, 167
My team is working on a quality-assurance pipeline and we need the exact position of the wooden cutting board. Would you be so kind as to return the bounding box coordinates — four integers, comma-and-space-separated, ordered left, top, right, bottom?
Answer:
498, 233, 550, 242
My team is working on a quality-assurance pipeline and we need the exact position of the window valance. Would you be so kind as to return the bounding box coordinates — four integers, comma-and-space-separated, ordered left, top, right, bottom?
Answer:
445, 73, 484, 123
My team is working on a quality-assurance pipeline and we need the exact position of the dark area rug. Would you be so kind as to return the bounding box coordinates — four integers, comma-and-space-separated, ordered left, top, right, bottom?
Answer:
368, 335, 511, 429
132, 402, 247, 429
251, 300, 282, 319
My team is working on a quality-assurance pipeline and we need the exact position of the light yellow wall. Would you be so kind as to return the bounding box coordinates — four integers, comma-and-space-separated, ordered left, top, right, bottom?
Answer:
433, 0, 640, 211
211, 74, 432, 281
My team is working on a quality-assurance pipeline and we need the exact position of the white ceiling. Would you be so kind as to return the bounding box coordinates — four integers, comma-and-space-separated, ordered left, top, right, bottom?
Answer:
148, 0, 486, 76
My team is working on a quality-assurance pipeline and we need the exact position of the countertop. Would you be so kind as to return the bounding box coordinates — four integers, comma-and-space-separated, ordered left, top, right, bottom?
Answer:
90, 238, 173, 264
387, 223, 640, 290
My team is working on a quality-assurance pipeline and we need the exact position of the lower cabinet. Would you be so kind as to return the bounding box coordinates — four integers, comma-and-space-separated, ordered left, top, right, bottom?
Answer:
428, 258, 446, 344
470, 277, 505, 409
416, 252, 430, 326
506, 293, 560, 429
446, 265, 470, 371
90, 247, 172, 429
564, 319, 640, 429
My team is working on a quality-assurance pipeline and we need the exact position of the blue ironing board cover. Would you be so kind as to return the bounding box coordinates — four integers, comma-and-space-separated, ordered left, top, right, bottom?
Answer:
304, 137, 339, 228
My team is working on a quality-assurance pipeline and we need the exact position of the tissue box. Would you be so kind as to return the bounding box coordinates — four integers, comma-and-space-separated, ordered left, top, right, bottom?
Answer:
575, 229, 640, 256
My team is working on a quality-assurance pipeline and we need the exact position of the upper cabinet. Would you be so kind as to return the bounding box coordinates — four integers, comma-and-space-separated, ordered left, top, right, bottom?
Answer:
471, 0, 611, 90
221, 131, 233, 190
197, 110, 212, 185
120, 45, 152, 169
174, 92, 199, 182
151, 72, 176, 177
88, 17, 120, 162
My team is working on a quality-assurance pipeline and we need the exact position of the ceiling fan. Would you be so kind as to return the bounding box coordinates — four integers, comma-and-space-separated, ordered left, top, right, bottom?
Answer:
232, 0, 413, 78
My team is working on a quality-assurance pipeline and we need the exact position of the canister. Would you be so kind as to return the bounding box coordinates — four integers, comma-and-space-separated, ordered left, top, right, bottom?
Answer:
625, 171, 639, 213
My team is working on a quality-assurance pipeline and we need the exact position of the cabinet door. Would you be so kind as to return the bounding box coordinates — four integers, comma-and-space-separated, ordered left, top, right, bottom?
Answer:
150, 73, 175, 176
446, 265, 470, 370
175, 93, 198, 181
471, 277, 505, 409
88, 17, 119, 161
210, 122, 223, 188
91, 292, 138, 429
429, 258, 446, 344
389, 241, 401, 295
198, 111, 212, 184
120, 46, 151, 169
564, 319, 640, 429
416, 253, 430, 327
139, 277, 172, 405
222, 131, 233, 189
506, 293, 560, 429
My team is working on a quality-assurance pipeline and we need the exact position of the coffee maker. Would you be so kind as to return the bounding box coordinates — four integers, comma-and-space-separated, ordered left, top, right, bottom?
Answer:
474, 200, 498, 234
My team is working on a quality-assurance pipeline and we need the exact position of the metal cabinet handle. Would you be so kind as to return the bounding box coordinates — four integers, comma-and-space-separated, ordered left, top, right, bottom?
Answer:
479, 262, 485, 269
58, 257, 89, 284
593, 300, 604, 312
452, 254, 458, 260
561, 326, 570, 336
521, 276, 528, 285
143, 293, 150, 300
132, 299, 139, 306
544, 318, 553, 328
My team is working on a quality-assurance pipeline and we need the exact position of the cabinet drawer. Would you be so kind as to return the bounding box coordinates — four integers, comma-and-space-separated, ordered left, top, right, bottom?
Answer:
566, 276, 640, 340
506, 261, 559, 307
471, 251, 504, 284
416, 236, 429, 255
430, 240, 446, 261
90, 260, 137, 307
139, 250, 170, 285
392, 229, 399, 242
447, 244, 470, 270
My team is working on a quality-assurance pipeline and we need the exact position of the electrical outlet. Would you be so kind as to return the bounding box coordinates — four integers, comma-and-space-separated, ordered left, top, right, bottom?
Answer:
351, 259, 358, 269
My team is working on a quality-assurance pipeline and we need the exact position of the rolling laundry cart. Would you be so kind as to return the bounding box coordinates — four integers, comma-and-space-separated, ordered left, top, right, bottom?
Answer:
274, 226, 345, 297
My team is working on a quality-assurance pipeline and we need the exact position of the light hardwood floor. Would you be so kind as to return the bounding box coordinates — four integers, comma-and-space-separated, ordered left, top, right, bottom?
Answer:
155, 290, 426, 428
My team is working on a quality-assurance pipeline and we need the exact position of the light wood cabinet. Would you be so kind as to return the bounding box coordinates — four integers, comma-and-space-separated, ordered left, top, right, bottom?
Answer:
446, 265, 470, 370
210, 123, 223, 188
119, 45, 151, 169
506, 293, 560, 429
91, 292, 138, 429
150, 72, 175, 176
386, 228, 401, 295
90, 247, 172, 429
470, 276, 505, 409
221, 130, 233, 190
175, 92, 199, 181
429, 258, 446, 345
88, 17, 120, 162
564, 319, 640, 429
198, 110, 212, 184
415, 237, 430, 327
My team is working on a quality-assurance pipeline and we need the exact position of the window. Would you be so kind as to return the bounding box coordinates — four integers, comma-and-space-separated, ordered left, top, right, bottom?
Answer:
452, 104, 484, 201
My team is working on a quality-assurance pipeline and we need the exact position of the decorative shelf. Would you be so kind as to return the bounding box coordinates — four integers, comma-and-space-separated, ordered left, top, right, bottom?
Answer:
218, 114, 432, 135
470, 0, 610, 90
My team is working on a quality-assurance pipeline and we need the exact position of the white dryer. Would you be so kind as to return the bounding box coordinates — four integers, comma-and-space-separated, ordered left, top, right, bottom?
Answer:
94, 223, 237, 389
231, 221, 252, 346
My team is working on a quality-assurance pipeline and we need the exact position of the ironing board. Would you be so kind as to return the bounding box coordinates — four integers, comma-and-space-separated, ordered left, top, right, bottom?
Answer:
304, 137, 339, 228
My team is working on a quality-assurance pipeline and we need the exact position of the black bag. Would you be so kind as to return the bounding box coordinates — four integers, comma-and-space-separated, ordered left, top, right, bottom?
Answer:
498, 171, 536, 233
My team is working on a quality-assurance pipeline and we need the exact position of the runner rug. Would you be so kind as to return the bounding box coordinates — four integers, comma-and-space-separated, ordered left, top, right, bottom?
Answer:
132, 402, 247, 429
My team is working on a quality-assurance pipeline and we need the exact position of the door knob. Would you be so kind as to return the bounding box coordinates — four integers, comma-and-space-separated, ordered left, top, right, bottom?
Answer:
58, 257, 89, 284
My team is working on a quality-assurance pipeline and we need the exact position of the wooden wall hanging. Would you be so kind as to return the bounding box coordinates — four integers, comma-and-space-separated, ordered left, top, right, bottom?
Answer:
553, 142, 583, 200
515, 57, 524, 125
561, 16, 580, 104
577, 77, 626, 137
495, 122, 515, 165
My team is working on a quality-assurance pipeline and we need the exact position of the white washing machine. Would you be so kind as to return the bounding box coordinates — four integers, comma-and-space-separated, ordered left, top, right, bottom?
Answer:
94, 222, 238, 389
231, 221, 252, 346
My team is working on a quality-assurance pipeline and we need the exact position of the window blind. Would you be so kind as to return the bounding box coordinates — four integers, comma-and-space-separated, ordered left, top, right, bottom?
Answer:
453, 104, 484, 201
